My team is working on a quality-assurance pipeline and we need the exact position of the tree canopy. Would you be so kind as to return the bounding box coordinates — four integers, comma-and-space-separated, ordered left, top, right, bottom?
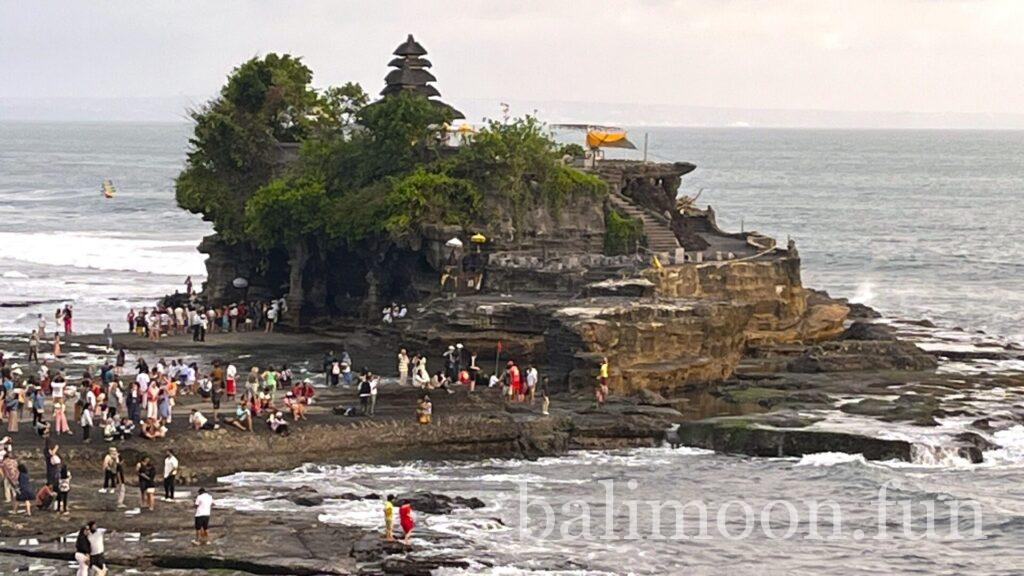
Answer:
175, 54, 324, 241
176, 53, 606, 252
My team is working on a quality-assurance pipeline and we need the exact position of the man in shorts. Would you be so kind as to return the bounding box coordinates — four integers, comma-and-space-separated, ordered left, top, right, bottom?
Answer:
193, 487, 214, 545
137, 455, 157, 511
87, 520, 107, 576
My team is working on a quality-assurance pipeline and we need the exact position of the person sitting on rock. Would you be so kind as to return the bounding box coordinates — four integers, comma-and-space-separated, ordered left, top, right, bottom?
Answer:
283, 392, 306, 421
102, 418, 118, 442
267, 411, 289, 436
291, 379, 315, 404
412, 359, 430, 389
140, 418, 167, 439
35, 481, 55, 512
257, 386, 274, 414
416, 395, 432, 425
189, 409, 217, 431
430, 371, 455, 395
114, 418, 135, 441
227, 402, 253, 432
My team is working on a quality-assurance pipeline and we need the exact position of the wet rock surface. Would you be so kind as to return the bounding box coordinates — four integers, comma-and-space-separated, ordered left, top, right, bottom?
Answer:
787, 340, 938, 373
673, 415, 915, 461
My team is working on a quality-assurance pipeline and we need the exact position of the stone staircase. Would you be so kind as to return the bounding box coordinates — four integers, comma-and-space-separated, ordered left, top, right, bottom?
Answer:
608, 191, 680, 253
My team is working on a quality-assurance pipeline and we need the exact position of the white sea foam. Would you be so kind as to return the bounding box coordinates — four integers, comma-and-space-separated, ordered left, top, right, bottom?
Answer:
0, 231, 206, 276
984, 425, 1024, 466
909, 444, 974, 468
849, 280, 875, 305
1, 270, 29, 278
795, 452, 867, 467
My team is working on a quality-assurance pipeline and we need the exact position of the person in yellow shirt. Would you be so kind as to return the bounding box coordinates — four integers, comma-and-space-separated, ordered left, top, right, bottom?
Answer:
596, 357, 609, 408
383, 494, 395, 541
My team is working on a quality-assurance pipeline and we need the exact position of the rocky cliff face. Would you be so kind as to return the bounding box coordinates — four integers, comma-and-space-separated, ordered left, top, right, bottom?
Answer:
553, 299, 752, 393
197, 235, 289, 304
643, 258, 849, 346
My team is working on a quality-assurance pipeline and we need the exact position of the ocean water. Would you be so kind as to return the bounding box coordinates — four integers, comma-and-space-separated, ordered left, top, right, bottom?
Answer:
0, 121, 210, 335
216, 445, 1024, 575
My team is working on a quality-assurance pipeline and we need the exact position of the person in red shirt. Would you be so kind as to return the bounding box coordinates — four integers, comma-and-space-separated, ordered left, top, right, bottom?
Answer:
399, 500, 415, 545
291, 379, 316, 403
507, 361, 522, 402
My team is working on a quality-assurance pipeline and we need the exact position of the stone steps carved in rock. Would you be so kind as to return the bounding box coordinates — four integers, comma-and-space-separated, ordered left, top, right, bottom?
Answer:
608, 192, 680, 253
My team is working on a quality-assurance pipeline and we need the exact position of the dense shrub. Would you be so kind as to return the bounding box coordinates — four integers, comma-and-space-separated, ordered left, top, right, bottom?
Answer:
604, 209, 644, 256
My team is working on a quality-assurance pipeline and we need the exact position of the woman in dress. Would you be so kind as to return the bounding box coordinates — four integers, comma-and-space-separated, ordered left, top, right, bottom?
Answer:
399, 499, 415, 544
52, 332, 62, 357
53, 398, 71, 435
157, 388, 171, 423
16, 463, 34, 515
145, 384, 159, 421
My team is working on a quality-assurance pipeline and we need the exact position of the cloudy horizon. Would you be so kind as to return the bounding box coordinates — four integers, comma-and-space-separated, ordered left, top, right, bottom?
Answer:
3, 0, 1023, 128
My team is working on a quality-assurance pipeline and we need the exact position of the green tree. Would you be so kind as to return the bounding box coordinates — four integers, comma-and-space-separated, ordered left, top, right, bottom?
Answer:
445, 116, 605, 219
244, 177, 329, 249
175, 54, 319, 241
350, 91, 453, 187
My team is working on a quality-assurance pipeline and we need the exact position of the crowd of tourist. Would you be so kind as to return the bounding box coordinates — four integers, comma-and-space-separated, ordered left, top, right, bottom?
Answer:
126, 297, 287, 344
0, 283, 598, 570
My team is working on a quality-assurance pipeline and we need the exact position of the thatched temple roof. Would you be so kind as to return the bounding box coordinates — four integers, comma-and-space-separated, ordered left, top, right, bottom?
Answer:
381, 34, 464, 119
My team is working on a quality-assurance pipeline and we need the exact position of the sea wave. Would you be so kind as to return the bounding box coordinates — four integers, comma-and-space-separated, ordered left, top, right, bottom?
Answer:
795, 452, 868, 467
0, 231, 206, 276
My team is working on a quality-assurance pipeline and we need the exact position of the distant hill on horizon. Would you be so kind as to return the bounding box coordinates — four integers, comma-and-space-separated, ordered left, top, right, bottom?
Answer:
4, 95, 1024, 131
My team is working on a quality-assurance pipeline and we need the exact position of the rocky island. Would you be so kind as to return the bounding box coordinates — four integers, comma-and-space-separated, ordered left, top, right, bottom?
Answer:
2, 34, 1022, 575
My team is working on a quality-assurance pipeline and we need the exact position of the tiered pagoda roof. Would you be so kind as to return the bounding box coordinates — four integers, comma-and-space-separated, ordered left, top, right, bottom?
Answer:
381, 34, 463, 119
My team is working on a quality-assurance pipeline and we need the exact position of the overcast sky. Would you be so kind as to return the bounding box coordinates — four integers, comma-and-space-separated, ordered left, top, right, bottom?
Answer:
3, 0, 1024, 123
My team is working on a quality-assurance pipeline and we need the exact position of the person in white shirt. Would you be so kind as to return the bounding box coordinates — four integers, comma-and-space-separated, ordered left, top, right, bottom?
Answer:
174, 307, 186, 334
51, 375, 65, 400
368, 374, 379, 416
136, 371, 150, 392
265, 306, 277, 333
163, 449, 179, 501
193, 488, 214, 545
526, 366, 539, 405
86, 521, 107, 576
189, 409, 214, 431
226, 363, 238, 399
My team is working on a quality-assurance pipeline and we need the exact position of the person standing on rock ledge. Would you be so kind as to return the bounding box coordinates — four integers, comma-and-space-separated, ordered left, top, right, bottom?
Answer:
383, 494, 396, 541
86, 520, 107, 576
74, 525, 91, 576
596, 357, 610, 409
397, 349, 410, 386
163, 449, 179, 501
27, 331, 39, 364
137, 455, 157, 511
193, 487, 214, 546
399, 499, 415, 545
